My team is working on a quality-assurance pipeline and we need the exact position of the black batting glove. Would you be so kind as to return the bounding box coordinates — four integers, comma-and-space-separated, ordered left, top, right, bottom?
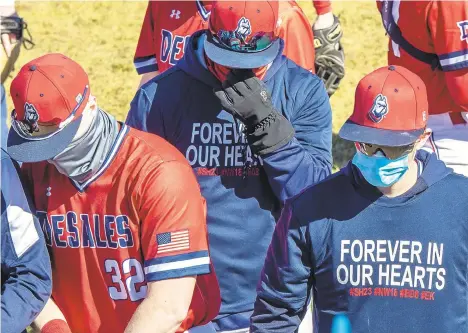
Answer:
214, 70, 294, 155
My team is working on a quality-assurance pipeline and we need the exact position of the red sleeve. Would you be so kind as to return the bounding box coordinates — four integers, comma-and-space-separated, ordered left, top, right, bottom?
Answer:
313, 0, 332, 15
428, 1, 468, 110
134, 1, 159, 75
428, 1, 468, 71
277, 3, 316, 73
137, 160, 210, 282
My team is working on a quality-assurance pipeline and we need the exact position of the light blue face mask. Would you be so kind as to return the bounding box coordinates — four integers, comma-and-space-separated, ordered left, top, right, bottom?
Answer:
352, 150, 410, 187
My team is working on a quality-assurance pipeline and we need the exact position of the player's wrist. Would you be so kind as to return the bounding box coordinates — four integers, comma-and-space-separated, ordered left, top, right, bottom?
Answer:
40, 319, 72, 333
313, 12, 334, 30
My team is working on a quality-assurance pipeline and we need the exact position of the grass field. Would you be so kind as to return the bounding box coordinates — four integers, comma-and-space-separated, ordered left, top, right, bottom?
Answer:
5, 0, 388, 169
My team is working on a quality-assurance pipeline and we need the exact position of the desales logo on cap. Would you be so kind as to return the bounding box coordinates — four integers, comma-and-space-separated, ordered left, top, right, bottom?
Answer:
17, 102, 40, 134
367, 94, 389, 123
236, 17, 252, 39
217, 17, 253, 50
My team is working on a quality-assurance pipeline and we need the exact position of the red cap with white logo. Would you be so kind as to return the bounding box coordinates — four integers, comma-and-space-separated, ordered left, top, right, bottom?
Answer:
339, 65, 428, 146
204, 0, 281, 69
7, 53, 90, 162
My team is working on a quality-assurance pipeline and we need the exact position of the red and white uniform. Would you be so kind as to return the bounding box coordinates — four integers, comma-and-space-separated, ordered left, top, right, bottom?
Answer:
378, 0, 468, 175
134, 0, 328, 74
21, 124, 220, 333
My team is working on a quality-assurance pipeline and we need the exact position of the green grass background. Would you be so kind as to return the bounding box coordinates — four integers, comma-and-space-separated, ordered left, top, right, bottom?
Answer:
5, 1, 388, 169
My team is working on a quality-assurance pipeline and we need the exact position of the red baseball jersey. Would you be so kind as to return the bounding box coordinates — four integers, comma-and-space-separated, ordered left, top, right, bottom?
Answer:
378, 0, 468, 115
134, 0, 316, 74
21, 124, 220, 333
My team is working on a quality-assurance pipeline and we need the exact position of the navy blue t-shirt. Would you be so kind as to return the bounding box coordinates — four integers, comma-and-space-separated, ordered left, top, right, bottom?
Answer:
252, 151, 468, 333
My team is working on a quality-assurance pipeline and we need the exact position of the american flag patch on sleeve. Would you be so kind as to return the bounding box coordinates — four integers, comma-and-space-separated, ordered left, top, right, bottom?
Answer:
156, 230, 190, 254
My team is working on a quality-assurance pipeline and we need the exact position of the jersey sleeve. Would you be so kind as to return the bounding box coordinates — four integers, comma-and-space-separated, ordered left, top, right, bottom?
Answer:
137, 159, 210, 282
428, 1, 468, 71
313, 0, 332, 15
277, 5, 316, 73
134, 1, 159, 75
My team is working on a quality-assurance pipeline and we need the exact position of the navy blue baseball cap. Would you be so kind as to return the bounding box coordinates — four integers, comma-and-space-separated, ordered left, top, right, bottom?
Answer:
339, 65, 428, 147
204, 0, 281, 69
7, 53, 90, 162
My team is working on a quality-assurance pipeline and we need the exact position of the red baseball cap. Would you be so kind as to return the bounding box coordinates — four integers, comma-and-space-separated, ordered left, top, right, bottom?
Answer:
339, 65, 428, 146
7, 53, 90, 162
204, 0, 281, 69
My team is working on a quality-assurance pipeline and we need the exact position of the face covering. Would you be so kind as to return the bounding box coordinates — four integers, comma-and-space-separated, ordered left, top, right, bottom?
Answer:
204, 53, 269, 82
352, 150, 410, 187
48, 108, 119, 184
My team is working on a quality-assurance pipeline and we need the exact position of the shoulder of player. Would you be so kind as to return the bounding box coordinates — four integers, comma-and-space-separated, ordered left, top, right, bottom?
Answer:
138, 66, 195, 102
287, 170, 352, 224
438, 172, 468, 195
124, 127, 188, 167
279, 59, 327, 100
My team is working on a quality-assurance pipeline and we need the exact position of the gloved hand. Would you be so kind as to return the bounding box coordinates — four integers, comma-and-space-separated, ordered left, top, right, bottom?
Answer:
214, 70, 294, 155
313, 14, 345, 96
214, 69, 273, 130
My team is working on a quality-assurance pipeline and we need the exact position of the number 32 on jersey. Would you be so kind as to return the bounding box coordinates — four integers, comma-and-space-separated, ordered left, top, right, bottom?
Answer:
105, 258, 147, 301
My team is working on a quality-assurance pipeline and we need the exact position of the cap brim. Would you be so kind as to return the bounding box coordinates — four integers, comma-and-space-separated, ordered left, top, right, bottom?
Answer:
339, 120, 425, 146
204, 34, 280, 69
7, 115, 83, 162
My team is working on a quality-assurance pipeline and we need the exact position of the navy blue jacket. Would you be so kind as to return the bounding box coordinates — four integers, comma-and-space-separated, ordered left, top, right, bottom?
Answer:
252, 150, 468, 333
1, 149, 52, 333
126, 31, 332, 330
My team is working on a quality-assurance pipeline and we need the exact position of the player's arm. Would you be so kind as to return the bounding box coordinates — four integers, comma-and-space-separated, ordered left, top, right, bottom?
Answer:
250, 201, 312, 333
125, 159, 213, 333
214, 71, 332, 202
445, 69, 468, 110
429, 1, 468, 110
1, 151, 52, 333
260, 76, 333, 201
30, 298, 71, 333
125, 277, 196, 333
126, 79, 162, 134
134, 1, 160, 88
313, 0, 332, 17
277, 5, 315, 72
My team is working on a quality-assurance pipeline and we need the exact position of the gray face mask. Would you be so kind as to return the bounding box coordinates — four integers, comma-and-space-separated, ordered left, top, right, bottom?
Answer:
48, 108, 119, 183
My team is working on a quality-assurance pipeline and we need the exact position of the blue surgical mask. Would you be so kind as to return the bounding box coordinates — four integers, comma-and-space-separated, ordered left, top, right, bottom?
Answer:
352, 150, 409, 187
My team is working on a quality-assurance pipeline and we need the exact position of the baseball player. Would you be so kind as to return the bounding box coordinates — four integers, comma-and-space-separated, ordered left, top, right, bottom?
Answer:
134, 0, 345, 95
251, 66, 468, 333
377, 0, 468, 175
126, 1, 333, 332
1, 148, 52, 333
7, 53, 220, 333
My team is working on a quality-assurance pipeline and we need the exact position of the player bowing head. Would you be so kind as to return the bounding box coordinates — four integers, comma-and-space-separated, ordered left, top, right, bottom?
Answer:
251, 65, 468, 333
7, 53, 220, 333
127, 1, 332, 332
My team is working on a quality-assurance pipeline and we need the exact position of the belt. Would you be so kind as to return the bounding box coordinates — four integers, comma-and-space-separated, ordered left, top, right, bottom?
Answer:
449, 112, 467, 125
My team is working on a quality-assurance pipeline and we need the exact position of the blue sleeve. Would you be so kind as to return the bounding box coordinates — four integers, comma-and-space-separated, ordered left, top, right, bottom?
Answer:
250, 201, 312, 333
1, 151, 52, 333
126, 84, 153, 132
262, 79, 332, 202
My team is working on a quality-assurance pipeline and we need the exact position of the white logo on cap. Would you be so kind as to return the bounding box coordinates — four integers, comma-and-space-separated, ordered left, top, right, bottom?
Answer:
368, 94, 389, 123
21, 102, 40, 133
236, 17, 252, 39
